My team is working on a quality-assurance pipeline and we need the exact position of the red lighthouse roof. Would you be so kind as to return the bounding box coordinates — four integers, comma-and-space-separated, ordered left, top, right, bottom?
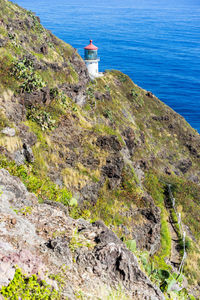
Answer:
84, 40, 98, 50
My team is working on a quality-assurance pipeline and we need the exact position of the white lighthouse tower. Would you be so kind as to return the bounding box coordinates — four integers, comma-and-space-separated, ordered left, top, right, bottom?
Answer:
84, 40, 103, 79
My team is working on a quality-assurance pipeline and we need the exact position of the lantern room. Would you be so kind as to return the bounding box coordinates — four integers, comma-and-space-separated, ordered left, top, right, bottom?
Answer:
84, 40, 98, 60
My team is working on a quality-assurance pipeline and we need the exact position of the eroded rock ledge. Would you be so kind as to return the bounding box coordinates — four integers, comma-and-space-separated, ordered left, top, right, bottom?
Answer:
0, 169, 164, 299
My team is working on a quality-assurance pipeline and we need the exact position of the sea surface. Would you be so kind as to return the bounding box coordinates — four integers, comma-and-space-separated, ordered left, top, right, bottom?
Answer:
14, 0, 200, 132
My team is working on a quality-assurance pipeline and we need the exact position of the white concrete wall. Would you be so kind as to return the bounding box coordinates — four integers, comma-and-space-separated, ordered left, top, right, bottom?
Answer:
85, 60, 99, 77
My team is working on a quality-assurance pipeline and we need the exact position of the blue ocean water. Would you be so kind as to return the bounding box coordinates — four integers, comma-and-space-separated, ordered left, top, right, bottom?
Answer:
14, 0, 200, 132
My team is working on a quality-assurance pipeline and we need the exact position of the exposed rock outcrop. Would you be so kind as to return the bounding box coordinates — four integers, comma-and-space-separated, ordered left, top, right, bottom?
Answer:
0, 169, 164, 299
96, 135, 122, 152
14, 143, 34, 165
131, 206, 161, 255
0, 0, 200, 297
22, 87, 51, 107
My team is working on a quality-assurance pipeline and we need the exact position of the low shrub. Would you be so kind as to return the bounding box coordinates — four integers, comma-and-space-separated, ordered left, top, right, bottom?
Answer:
125, 239, 136, 252
12, 57, 46, 93
27, 107, 56, 131
118, 74, 127, 83
0, 267, 59, 299
0, 155, 72, 204
27, 10, 44, 33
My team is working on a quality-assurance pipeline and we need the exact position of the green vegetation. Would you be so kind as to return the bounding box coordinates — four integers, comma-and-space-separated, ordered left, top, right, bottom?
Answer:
0, 155, 71, 204
144, 172, 171, 269
160, 175, 200, 287
144, 172, 200, 294
118, 73, 128, 83
74, 286, 131, 300
27, 107, 56, 131
0, 110, 12, 131
78, 165, 143, 238
103, 109, 113, 121
0, 268, 59, 299
127, 239, 195, 299
69, 228, 94, 253
12, 57, 46, 93
86, 86, 95, 99
168, 176, 200, 239
27, 10, 44, 33
50, 88, 69, 109
0, 50, 18, 92
13, 206, 32, 216
125, 239, 137, 252
0, 0, 200, 298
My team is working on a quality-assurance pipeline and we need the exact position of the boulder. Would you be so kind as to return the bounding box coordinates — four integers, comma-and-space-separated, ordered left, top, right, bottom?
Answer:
23, 87, 51, 107
76, 221, 164, 299
23, 143, 34, 163
46, 237, 72, 267
102, 156, 124, 179
40, 44, 48, 55
0, 38, 6, 47
177, 159, 192, 174
18, 124, 37, 146
123, 127, 137, 155
96, 135, 122, 152
146, 91, 154, 98
1, 127, 15, 137
13, 143, 34, 165
130, 204, 161, 255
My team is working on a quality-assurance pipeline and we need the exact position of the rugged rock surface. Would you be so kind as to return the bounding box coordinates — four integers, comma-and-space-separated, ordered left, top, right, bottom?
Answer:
22, 87, 51, 107
0, 169, 164, 299
1, 127, 15, 137
131, 206, 161, 255
96, 135, 122, 152
0, 0, 200, 298
14, 143, 34, 165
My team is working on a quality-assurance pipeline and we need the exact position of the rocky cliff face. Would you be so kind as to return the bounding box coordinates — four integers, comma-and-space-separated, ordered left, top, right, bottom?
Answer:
0, 0, 200, 299
0, 169, 164, 299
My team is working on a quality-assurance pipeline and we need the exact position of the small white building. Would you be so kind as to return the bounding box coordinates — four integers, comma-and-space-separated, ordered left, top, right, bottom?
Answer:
84, 40, 103, 79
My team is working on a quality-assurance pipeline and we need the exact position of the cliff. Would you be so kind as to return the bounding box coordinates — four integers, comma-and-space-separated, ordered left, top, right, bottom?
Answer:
0, 0, 200, 299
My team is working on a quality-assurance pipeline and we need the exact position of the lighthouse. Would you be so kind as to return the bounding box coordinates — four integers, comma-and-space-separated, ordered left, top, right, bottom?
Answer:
84, 40, 103, 79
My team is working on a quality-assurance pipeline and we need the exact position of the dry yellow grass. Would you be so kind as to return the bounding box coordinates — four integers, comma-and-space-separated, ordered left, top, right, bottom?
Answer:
62, 167, 89, 190
2, 89, 13, 101
0, 136, 22, 152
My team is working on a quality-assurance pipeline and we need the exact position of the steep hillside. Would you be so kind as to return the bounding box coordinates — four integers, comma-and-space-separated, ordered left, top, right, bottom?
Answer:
0, 0, 200, 299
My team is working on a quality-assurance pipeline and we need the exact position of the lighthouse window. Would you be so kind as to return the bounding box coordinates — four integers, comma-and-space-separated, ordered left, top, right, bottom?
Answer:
85, 50, 97, 60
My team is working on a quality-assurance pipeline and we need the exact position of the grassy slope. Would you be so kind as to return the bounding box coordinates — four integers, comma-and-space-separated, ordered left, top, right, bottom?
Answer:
0, 0, 200, 298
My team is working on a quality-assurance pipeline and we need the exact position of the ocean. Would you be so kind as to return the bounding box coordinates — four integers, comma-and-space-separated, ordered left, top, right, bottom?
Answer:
14, 0, 200, 132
